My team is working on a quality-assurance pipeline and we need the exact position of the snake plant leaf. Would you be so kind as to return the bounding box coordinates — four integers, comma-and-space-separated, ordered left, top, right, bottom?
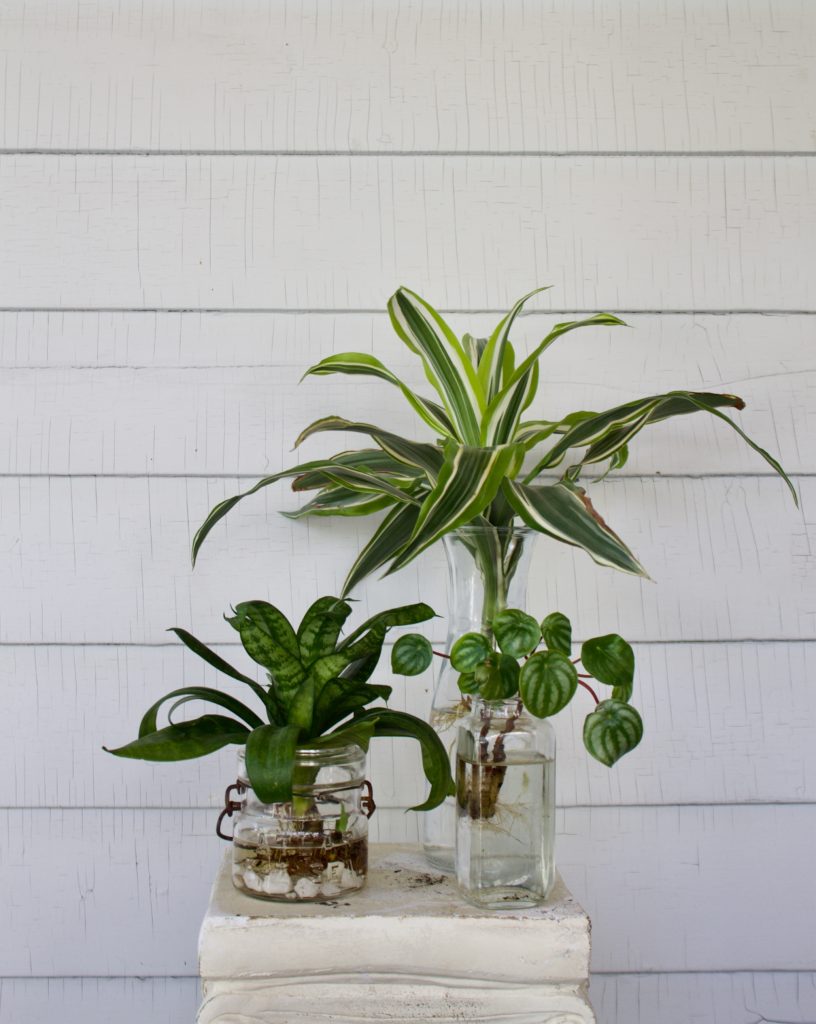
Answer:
297, 596, 353, 664
388, 287, 483, 444
287, 678, 316, 733
583, 699, 643, 767
581, 634, 635, 688
340, 602, 436, 649
302, 351, 455, 437
245, 724, 301, 804
502, 478, 648, 577
138, 686, 263, 737
475, 652, 521, 700
167, 627, 270, 707
478, 287, 551, 404
282, 487, 395, 520
387, 442, 526, 574
541, 612, 572, 656
492, 608, 541, 658
450, 631, 492, 672
296, 416, 445, 479
483, 313, 625, 444
311, 682, 393, 734
342, 502, 421, 596
347, 708, 455, 810
391, 633, 434, 675
105, 714, 249, 761
519, 651, 578, 718
230, 602, 306, 704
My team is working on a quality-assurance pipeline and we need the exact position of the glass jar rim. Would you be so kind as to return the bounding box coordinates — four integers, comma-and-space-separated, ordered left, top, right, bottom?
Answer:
237, 741, 364, 765
448, 524, 534, 537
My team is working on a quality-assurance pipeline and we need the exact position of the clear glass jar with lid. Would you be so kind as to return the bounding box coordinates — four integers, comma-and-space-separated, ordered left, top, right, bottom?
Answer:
455, 698, 555, 909
217, 743, 374, 901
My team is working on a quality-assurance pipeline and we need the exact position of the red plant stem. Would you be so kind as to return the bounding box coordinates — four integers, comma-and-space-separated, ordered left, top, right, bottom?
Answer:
432, 650, 451, 660
577, 678, 600, 705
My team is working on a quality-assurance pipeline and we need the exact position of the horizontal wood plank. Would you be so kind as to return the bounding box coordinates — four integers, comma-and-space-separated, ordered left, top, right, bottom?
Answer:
591, 971, 816, 1024
1, 156, 814, 310
0, 475, 806, 645
2, 806, 813, 976
0, 977, 200, 1023
2, 0, 814, 154
2, 311, 813, 475
4, 641, 814, 810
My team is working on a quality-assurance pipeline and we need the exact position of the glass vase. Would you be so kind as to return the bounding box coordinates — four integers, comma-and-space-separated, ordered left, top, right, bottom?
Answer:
456, 698, 556, 909
422, 525, 536, 872
217, 743, 375, 901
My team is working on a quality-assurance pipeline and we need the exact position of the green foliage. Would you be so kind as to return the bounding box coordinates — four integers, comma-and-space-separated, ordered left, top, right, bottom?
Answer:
442, 608, 643, 768
106, 598, 453, 808
192, 286, 794, 595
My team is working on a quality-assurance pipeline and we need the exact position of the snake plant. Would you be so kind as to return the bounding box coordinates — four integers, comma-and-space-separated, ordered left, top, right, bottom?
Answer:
193, 287, 795, 628
105, 597, 452, 808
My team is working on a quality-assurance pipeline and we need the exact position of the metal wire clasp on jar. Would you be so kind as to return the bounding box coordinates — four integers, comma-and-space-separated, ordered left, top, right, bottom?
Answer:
216, 743, 375, 901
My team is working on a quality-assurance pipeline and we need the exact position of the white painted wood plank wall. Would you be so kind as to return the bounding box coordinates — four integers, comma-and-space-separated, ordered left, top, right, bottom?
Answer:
1, 2, 814, 1022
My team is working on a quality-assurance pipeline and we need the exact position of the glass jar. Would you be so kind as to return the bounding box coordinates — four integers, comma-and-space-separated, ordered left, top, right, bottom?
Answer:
423, 525, 536, 872
455, 698, 555, 909
217, 743, 374, 901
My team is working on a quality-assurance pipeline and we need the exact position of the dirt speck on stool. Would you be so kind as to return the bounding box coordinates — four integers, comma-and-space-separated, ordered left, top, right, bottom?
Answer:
406, 872, 446, 889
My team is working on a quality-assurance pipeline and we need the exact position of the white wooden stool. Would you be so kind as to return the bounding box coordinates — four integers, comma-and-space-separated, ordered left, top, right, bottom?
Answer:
197, 844, 596, 1023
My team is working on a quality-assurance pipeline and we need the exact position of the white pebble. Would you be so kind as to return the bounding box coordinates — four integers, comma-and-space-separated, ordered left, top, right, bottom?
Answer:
242, 868, 262, 892
262, 869, 292, 896
294, 877, 320, 899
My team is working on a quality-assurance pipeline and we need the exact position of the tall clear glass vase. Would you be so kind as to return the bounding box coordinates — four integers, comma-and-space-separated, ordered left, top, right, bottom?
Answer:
422, 525, 536, 872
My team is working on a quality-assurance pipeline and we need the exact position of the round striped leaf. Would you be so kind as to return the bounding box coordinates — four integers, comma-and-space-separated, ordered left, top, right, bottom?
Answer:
581, 634, 635, 687
457, 672, 480, 695
583, 699, 643, 767
391, 634, 433, 676
541, 612, 572, 655
450, 632, 492, 672
474, 653, 520, 700
519, 651, 578, 718
492, 608, 541, 657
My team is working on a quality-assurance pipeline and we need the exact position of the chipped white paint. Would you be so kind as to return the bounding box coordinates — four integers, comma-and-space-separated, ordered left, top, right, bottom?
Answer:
0, 156, 815, 310
2, 0, 815, 154
2, 1, 815, 1021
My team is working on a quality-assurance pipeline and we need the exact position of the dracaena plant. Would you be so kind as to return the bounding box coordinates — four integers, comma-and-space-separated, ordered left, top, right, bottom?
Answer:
105, 597, 453, 809
192, 287, 795, 628
408, 608, 642, 768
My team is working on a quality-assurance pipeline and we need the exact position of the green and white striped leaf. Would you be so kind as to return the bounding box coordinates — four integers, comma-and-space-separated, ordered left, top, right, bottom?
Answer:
291, 449, 417, 490
303, 351, 455, 436
391, 634, 434, 676
282, 486, 395, 520
492, 608, 541, 657
503, 478, 648, 578
342, 502, 421, 596
519, 651, 578, 718
483, 313, 625, 444
477, 287, 551, 404
295, 416, 444, 480
450, 631, 492, 672
583, 699, 644, 767
388, 287, 483, 444
320, 465, 422, 505
462, 333, 488, 369
387, 442, 526, 574
581, 634, 635, 688
541, 612, 572, 656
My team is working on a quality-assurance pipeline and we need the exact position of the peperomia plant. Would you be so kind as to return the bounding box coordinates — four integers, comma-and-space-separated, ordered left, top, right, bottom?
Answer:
405, 608, 643, 767
191, 286, 795, 631
105, 597, 453, 809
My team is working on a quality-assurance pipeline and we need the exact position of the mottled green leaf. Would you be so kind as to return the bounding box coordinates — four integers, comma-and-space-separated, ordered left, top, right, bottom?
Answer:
475, 652, 520, 700
296, 596, 352, 664
581, 634, 635, 688
583, 699, 643, 767
541, 612, 572, 656
450, 632, 492, 672
391, 634, 434, 675
105, 715, 249, 762
519, 651, 578, 718
492, 608, 541, 657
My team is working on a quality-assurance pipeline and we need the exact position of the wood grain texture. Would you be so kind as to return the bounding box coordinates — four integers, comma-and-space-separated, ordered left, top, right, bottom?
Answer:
4, 641, 814, 810
2, 806, 813, 976
0, 475, 805, 645
2, 0, 814, 154
0, 978, 201, 1024
591, 971, 816, 1024
1, 155, 814, 310
3, 311, 813, 476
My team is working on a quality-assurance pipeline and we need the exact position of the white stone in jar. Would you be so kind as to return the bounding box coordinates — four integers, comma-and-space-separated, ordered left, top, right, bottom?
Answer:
294, 877, 320, 899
